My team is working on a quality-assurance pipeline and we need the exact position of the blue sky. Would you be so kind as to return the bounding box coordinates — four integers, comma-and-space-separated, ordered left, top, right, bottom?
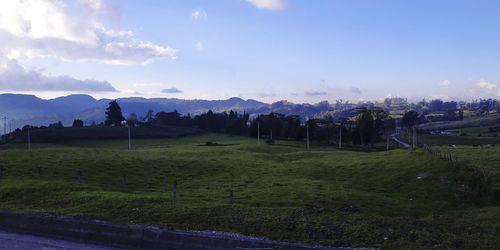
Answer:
0, 0, 499, 103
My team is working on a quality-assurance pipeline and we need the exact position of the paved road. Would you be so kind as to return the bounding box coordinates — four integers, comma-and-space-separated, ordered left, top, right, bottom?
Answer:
390, 134, 411, 148
0, 231, 121, 250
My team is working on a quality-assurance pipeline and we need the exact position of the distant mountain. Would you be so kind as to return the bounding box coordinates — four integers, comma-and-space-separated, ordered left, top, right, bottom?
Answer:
0, 94, 334, 129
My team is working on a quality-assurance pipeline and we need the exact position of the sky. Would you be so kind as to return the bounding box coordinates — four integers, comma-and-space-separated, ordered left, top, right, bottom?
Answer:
0, 0, 499, 103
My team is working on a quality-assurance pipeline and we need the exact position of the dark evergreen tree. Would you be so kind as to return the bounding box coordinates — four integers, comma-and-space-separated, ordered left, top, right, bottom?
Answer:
105, 100, 125, 126
72, 119, 84, 127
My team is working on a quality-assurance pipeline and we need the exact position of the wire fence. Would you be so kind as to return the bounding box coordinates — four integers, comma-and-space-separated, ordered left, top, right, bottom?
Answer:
421, 143, 499, 204
422, 144, 459, 164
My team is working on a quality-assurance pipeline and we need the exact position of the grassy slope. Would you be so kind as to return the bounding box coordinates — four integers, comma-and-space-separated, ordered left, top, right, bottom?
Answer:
3, 125, 201, 144
0, 134, 498, 249
417, 129, 500, 173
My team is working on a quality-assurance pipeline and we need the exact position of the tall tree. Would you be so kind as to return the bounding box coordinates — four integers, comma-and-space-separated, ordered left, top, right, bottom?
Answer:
105, 100, 125, 126
72, 119, 84, 127
355, 110, 375, 146
401, 110, 419, 128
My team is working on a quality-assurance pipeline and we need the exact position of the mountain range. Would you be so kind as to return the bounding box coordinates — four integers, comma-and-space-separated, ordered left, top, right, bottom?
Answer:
0, 94, 334, 130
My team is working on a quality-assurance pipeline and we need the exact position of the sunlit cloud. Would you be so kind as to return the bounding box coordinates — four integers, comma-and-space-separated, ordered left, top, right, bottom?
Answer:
191, 9, 208, 21
476, 79, 497, 90
0, 0, 176, 65
246, 0, 285, 10
440, 80, 451, 86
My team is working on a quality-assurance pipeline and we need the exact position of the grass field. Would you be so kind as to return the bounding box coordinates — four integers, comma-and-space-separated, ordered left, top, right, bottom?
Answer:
0, 134, 498, 249
418, 133, 500, 147
434, 145, 500, 173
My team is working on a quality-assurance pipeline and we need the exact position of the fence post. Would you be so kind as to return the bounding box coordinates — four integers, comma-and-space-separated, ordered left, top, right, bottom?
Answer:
77, 170, 83, 184
229, 190, 234, 204
172, 180, 177, 199
36, 166, 42, 178
120, 173, 127, 192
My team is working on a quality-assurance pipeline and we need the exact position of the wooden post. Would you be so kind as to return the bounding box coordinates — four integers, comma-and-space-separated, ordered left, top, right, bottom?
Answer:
413, 127, 417, 148
128, 125, 131, 150
27, 126, 31, 151
339, 125, 342, 149
172, 180, 177, 199
229, 190, 234, 204
120, 173, 127, 192
36, 166, 42, 178
77, 170, 83, 184
306, 125, 310, 150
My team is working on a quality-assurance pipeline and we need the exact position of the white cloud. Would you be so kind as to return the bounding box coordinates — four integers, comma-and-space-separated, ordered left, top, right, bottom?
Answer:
0, 0, 176, 65
0, 57, 116, 92
81, 0, 104, 10
191, 9, 207, 21
246, 0, 285, 10
195, 41, 204, 51
440, 80, 451, 86
431, 94, 450, 100
350, 87, 362, 94
305, 91, 327, 96
162, 87, 183, 94
124, 89, 143, 95
476, 79, 497, 90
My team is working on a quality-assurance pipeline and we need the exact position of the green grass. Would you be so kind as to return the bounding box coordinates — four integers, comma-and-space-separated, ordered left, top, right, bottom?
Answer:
0, 134, 498, 249
433, 145, 500, 174
417, 133, 500, 146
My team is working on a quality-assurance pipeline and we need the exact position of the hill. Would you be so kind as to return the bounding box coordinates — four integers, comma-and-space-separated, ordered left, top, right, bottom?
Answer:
0, 94, 335, 130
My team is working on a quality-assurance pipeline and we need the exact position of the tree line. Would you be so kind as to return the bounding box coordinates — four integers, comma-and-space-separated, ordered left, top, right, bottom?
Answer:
103, 101, 399, 147
5, 100, 426, 148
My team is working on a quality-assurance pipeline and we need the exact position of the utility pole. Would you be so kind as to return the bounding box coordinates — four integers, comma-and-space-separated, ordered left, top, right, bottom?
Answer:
339, 125, 342, 149
306, 125, 310, 150
257, 119, 260, 145
2, 117, 6, 137
408, 127, 411, 147
413, 127, 416, 149
27, 126, 31, 151
128, 125, 131, 150
386, 134, 389, 151
270, 129, 273, 141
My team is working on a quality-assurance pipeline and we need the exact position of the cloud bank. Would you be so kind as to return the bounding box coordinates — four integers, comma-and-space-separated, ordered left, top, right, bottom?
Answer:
0, 0, 176, 65
0, 58, 116, 92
